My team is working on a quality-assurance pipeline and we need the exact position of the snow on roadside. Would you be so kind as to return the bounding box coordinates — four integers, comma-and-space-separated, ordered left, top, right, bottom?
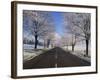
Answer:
23, 48, 52, 62
23, 50, 43, 62
23, 44, 45, 62
24, 44, 44, 50
70, 51, 91, 62
62, 47, 91, 62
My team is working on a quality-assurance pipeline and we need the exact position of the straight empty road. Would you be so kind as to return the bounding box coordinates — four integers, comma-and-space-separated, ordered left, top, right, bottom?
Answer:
23, 47, 90, 69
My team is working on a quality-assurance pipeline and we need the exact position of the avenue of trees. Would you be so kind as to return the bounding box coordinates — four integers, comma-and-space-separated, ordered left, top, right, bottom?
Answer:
23, 11, 91, 56
63, 12, 91, 56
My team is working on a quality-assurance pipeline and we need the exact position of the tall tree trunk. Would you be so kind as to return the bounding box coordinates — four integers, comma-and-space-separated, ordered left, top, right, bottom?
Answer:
66, 45, 68, 50
47, 39, 50, 48
51, 43, 53, 48
71, 35, 76, 52
34, 35, 38, 49
72, 44, 75, 52
86, 39, 89, 56
44, 40, 46, 48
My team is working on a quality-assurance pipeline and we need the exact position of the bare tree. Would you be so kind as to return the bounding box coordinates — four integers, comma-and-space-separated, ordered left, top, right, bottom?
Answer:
23, 10, 55, 49
46, 33, 55, 48
75, 13, 90, 56
63, 12, 91, 55
40, 32, 55, 49
61, 34, 71, 50
63, 13, 78, 51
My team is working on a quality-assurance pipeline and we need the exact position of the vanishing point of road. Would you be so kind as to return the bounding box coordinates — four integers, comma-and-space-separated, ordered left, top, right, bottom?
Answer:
23, 47, 90, 69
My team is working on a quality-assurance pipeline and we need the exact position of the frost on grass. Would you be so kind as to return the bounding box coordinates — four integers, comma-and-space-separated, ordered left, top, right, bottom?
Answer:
23, 44, 51, 62
23, 44, 42, 62
71, 51, 91, 62
23, 50, 43, 62
62, 46, 91, 62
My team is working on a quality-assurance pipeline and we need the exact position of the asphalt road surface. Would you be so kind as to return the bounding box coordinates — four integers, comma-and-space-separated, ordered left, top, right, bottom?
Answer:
23, 47, 90, 69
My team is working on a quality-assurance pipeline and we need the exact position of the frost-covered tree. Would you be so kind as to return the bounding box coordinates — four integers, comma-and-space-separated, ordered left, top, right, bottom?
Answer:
46, 32, 55, 48
61, 34, 71, 50
63, 12, 91, 55
62, 13, 78, 51
23, 10, 55, 49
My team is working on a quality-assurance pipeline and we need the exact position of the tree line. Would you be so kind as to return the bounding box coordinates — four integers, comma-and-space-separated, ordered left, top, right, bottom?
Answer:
62, 12, 90, 56
23, 10, 55, 49
23, 11, 91, 56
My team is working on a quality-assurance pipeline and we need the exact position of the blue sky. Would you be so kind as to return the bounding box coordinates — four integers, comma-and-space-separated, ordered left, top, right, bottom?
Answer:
51, 12, 64, 36
23, 11, 65, 38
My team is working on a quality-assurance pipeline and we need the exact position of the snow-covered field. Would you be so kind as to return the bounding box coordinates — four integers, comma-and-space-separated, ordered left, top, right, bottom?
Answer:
23, 50, 43, 62
24, 44, 43, 62
23, 44, 44, 50
71, 51, 91, 62
23, 44, 52, 62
